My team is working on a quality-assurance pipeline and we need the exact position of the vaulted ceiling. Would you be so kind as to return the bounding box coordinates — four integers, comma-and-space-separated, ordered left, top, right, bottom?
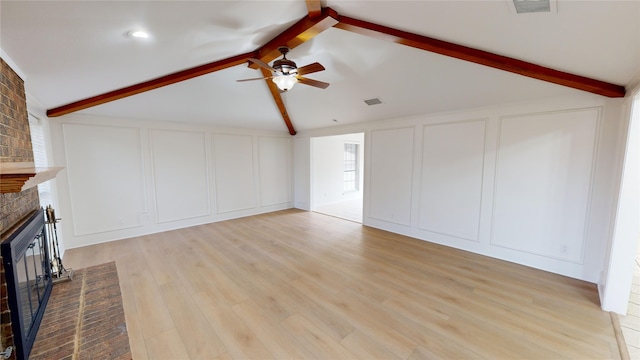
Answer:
2, 1, 639, 135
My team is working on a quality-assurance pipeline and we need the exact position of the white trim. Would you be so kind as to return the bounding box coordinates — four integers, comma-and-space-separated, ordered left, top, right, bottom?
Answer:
417, 118, 488, 242
489, 107, 600, 264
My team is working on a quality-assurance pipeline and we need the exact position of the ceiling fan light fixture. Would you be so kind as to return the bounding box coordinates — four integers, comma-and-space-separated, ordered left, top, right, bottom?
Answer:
272, 75, 297, 91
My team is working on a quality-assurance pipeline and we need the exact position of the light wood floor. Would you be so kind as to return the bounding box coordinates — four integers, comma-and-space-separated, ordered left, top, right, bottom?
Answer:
64, 209, 622, 360
314, 197, 363, 223
620, 243, 640, 359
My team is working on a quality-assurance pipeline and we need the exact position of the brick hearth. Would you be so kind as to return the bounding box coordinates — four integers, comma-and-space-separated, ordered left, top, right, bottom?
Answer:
30, 262, 131, 359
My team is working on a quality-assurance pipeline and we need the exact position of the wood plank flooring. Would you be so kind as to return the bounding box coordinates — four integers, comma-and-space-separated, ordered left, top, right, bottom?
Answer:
63, 209, 622, 360
619, 243, 640, 359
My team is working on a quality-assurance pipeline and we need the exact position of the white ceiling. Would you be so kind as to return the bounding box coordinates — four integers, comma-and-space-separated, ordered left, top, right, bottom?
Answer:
2, 1, 639, 133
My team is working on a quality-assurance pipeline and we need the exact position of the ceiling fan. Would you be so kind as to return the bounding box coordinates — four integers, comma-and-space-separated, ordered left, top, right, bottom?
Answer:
237, 46, 330, 91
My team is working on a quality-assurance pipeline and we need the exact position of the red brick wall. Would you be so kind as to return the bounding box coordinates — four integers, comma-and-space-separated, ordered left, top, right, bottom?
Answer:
1, 57, 40, 359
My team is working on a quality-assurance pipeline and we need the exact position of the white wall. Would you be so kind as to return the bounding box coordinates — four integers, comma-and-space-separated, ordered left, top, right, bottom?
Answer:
295, 94, 626, 283
420, 120, 485, 241
49, 114, 292, 249
369, 128, 414, 226
600, 91, 640, 314
311, 133, 364, 208
293, 137, 311, 211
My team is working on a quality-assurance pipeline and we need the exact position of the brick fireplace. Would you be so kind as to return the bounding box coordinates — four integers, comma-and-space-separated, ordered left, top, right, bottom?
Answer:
1, 58, 42, 360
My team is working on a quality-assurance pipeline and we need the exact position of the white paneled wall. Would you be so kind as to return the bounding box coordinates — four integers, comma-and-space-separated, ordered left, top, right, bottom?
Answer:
369, 127, 415, 226
491, 109, 599, 263
151, 130, 210, 223
297, 95, 624, 283
62, 124, 146, 236
258, 136, 292, 206
419, 120, 486, 241
51, 116, 292, 248
213, 134, 256, 213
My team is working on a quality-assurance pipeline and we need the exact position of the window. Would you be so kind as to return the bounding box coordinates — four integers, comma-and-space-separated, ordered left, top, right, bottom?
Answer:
28, 113, 53, 207
343, 143, 358, 192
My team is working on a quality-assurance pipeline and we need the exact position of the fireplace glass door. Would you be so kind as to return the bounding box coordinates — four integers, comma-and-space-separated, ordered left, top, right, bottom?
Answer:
15, 234, 48, 337
1, 209, 52, 360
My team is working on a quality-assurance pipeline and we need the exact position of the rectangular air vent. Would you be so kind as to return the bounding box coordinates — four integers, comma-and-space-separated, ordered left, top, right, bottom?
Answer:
511, 0, 552, 14
364, 98, 383, 106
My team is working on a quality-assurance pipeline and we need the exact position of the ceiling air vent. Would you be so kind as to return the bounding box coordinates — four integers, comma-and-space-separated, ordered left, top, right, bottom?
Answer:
364, 98, 383, 106
512, 0, 551, 14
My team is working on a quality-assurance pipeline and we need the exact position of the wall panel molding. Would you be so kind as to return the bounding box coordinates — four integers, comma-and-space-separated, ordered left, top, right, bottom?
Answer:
63, 123, 146, 236
150, 129, 211, 223
418, 119, 487, 241
258, 136, 292, 206
490, 108, 600, 263
368, 127, 415, 226
212, 134, 257, 213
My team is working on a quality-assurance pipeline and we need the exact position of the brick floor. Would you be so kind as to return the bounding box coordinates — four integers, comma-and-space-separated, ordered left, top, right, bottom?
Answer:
30, 262, 131, 360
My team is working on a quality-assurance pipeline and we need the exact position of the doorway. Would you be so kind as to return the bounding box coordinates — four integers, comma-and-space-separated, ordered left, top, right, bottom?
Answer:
311, 133, 365, 223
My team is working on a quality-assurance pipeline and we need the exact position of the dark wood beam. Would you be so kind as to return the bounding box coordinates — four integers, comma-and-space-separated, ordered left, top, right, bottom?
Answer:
249, 7, 338, 69
261, 68, 296, 135
47, 51, 257, 117
306, 0, 322, 18
335, 15, 626, 98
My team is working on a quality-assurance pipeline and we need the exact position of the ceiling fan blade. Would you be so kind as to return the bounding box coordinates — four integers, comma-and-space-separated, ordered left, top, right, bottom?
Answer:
296, 62, 325, 76
237, 76, 274, 82
296, 76, 330, 89
248, 58, 275, 71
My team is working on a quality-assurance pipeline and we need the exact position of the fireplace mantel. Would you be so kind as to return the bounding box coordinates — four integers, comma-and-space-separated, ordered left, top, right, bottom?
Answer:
0, 162, 63, 194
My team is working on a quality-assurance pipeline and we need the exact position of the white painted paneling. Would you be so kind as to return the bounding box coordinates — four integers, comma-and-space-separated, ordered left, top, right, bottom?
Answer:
419, 120, 486, 241
293, 137, 311, 210
369, 127, 414, 226
258, 137, 291, 206
63, 124, 145, 235
213, 134, 256, 213
492, 109, 599, 262
151, 130, 210, 223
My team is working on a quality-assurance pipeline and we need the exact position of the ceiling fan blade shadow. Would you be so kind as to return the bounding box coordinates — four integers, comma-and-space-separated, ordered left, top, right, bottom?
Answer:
297, 76, 330, 89
296, 62, 325, 76
237, 76, 275, 82
248, 58, 275, 71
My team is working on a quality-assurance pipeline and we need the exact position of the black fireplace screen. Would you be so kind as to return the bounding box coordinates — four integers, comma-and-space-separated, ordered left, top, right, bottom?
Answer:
1, 209, 52, 360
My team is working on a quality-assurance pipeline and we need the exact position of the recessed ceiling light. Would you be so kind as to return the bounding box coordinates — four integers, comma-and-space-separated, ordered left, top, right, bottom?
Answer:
126, 30, 149, 39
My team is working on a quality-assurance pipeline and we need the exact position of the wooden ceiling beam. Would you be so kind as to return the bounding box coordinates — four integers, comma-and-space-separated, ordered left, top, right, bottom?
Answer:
335, 15, 626, 98
261, 68, 296, 135
47, 51, 257, 117
306, 0, 322, 19
249, 7, 338, 69
47, 2, 626, 135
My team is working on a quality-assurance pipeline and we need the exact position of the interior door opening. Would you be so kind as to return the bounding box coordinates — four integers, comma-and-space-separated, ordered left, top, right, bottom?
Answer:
311, 133, 365, 223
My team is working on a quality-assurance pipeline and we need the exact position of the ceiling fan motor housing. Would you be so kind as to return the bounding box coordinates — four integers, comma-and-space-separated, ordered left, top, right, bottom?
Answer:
274, 46, 298, 75
273, 60, 297, 75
